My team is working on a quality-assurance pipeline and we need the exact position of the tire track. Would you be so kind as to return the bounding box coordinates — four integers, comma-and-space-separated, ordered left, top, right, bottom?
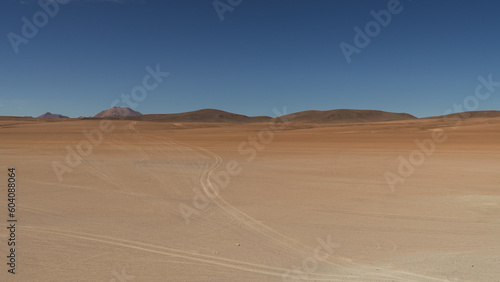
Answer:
79, 127, 449, 281
24, 226, 361, 281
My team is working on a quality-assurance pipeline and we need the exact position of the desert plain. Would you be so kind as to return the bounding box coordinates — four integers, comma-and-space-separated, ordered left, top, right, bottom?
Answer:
1, 115, 499, 281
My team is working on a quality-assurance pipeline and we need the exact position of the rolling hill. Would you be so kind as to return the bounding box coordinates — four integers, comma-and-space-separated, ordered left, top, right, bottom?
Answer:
36, 112, 69, 118
126, 109, 272, 123
278, 109, 417, 123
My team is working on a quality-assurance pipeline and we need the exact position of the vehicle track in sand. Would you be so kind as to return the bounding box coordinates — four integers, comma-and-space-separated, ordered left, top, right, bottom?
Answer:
133, 132, 450, 281
34, 126, 451, 281
24, 226, 363, 281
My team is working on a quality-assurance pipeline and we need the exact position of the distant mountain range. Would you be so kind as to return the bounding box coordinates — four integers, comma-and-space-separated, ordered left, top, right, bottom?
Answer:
28, 107, 500, 124
127, 109, 416, 123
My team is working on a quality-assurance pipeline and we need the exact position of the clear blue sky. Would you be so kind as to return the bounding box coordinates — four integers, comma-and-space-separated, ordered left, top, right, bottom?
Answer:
1, 0, 500, 118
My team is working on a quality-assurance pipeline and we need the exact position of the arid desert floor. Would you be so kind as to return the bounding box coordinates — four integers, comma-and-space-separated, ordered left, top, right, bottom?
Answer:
1, 117, 500, 281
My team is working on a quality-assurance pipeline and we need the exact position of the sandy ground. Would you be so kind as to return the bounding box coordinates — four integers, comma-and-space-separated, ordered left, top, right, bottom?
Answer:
0, 117, 499, 281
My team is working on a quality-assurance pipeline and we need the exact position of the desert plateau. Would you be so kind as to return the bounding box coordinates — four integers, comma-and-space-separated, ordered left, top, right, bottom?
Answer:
1, 111, 499, 281
3, 1, 500, 281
